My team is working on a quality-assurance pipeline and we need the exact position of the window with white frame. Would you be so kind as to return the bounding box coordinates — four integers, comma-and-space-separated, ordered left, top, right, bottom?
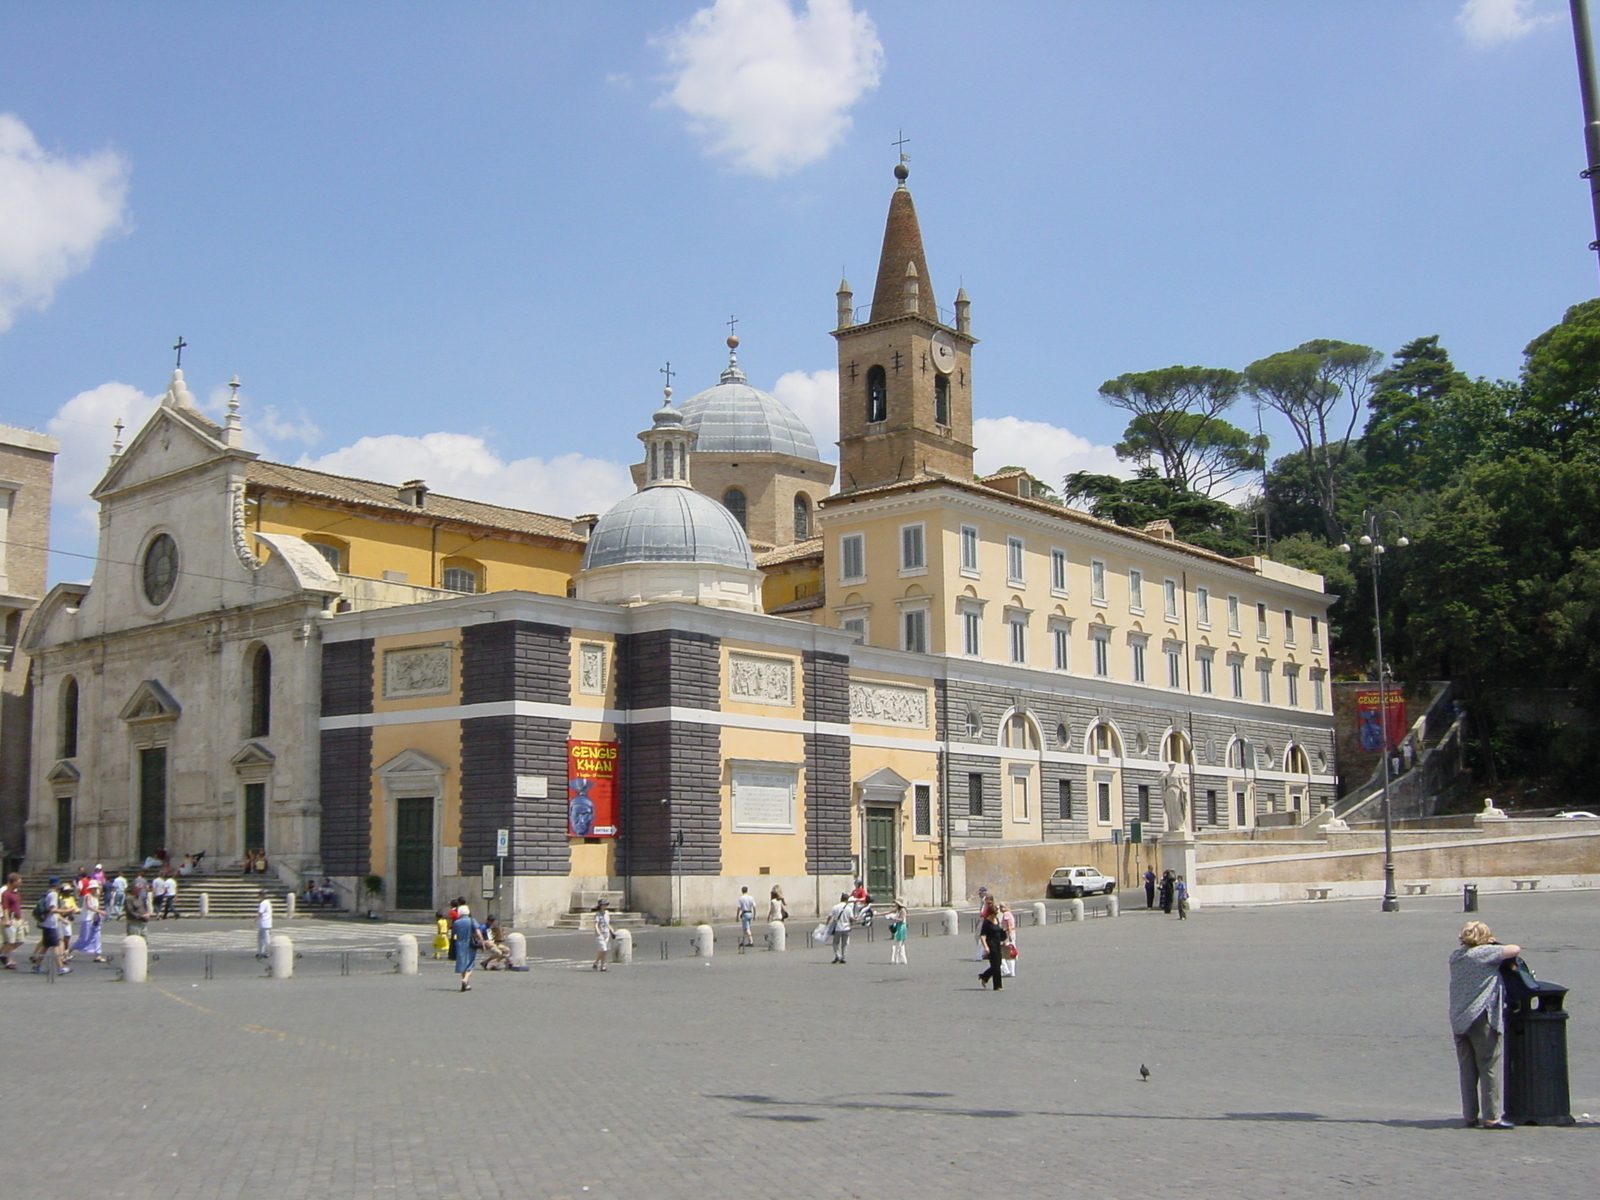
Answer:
1050, 548, 1068, 594
1257, 659, 1272, 703
1197, 648, 1214, 694
1130, 636, 1147, 683
1311, 615, 1322, 650
1284, 608, 1296, 645
1097, 778, 1113, 823
1196, 586, 1211, 626
1311, 667, 1326, 711
1164, 578, 1179, 620
1051, 621, 1071, 670
1008, 613, 1028, 664
1165, 642, 1182, 689
1007, 536, 1025, 584
840, 533, 865, 581
962, 607, 982, 657
914, 783, 932, 837
900, 524, 926, 572
1128, 569, 1144, 612
902, 607, 928, 654
1256, 602, 1269, 640
1092, 629, 1110, 677
960, 524, 980, 574
1091, 559, 1107, 604
1228, 653, 1245, 699
1285, 664, 1300, 707
1227, 594, 1241, 634
841, 617, 866, 644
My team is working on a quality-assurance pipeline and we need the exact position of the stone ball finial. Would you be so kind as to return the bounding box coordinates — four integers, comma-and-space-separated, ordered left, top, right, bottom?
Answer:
893, 162, 909, 182
727, 334, 740, 350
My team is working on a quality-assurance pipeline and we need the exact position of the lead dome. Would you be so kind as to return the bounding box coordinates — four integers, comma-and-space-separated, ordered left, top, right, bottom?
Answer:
677, 336, 821, 460
582, 487, 756, 571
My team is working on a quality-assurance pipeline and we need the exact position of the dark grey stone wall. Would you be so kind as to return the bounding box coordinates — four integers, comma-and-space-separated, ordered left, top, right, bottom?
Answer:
319, 727, 372, 874
459, 715, 571, 876
461, 621, 570, 705
948, 752, 1002, 840
804, 732, 852, 874
802, 650, 850, 723
621, 721, 721, 874
321, 639, 373, 716
616, 630, 720, 710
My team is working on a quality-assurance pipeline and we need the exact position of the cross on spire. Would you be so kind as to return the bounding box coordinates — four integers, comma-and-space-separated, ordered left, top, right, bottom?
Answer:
173, 336, 188, 368
726, 315, 739, 337
659, 361, 675, 398
893, 130, 911, 163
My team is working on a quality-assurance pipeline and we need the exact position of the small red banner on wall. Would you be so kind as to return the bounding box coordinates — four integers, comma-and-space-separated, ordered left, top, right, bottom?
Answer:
567, 740, 619, 837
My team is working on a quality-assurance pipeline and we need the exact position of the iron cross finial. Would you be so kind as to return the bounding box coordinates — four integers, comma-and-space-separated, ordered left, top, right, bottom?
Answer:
660, 361, 675, 389
726, 315, 739, 337
173, 336, 188, 368
893, 130, 911, 163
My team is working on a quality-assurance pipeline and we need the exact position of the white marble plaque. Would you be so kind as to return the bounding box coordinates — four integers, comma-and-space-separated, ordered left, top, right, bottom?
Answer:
728, 653, 794, 706
579, 643, 607, 695
515, 775, 548, 799
383, 645, 453, 699
849, 681, 928, 727
732, 768, 796, 833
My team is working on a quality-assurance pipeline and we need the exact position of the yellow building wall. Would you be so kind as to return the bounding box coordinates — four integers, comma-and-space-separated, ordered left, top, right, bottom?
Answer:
760, 559, 822, 614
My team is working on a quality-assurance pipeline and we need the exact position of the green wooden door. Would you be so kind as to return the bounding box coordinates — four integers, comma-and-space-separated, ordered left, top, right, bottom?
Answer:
394, 797, 434, 910
243, 782, 266, 854
138, 747, 167, 860
865, 806, 896, 898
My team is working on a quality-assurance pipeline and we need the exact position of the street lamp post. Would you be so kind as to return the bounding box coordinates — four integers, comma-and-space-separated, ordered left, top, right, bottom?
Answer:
1340, 512, 1409, 914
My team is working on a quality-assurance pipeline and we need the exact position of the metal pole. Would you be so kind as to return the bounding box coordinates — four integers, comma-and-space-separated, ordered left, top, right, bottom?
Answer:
1371, 526, 1399, 913
1571, 0, 1600, 276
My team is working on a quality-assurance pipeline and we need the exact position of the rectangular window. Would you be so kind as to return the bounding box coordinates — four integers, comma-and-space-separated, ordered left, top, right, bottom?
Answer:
1258, 662, 1272, 704
1009, 618, 1027, 664
1164, 578, 1179, 620
1227, 594, 1241, 634
1053, 626, 1070, 670
1093, 635, 1110, 678
962, 609, 981, 657
967, 773, 985, 817
900, 524, 925, 571
1128, 569, 1144, 612
1166, 646, 1181, 689
1198, 651, 1214, 695
55, 795, 72, 863
1196, 587, 1211, 626
1131, 640, 1146, 683
1097, 780, 1112, 823
1006, 536, 1025, 584
1138, 784, 1151, 822
1229, 657, 1245, 699
1284, 608, 1296, 645
960, 524, 980, 573
902, 609, 928, 654
914, 783, 932, 837
1058, 779, 1073, 820
1235, 790, 1248, 827
1091, 559, 1107, 603
1256, 602, 1269, 639
1311, 615, 1322, 650
1286, 667, 1300, 707
1051, 548, 1068, 594
840, 533, 865, 581
1206, 790, 1219, 826
1312, 670, 1326, 711
1011, 773, 1030, 821
841, 617, 866, 644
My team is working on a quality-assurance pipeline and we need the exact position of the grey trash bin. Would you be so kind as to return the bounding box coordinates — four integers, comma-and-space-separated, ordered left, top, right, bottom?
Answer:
1463, 883, 1478, 913
1502, 962, 1574, 1126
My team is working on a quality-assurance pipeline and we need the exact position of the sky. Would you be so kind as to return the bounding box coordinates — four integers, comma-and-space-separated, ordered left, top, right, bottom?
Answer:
0, 0, 1592, 584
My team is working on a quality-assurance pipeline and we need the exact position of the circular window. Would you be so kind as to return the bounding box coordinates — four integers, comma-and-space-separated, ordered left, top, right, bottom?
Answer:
965, 710, 982, 738
142, 533, 179, 605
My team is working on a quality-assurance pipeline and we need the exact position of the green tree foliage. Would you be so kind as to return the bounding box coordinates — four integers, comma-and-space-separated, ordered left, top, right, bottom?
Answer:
1361, 335, 1467, 493
1096, 366, 1247, 495
1520, 298, 1600, 452
1255, 444, 1369, 543
1115, 411, 1267, 497
1063, 467, 1254, 557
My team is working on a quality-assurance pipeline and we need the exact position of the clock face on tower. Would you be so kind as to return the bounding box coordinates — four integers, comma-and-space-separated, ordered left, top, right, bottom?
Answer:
142, 532, 179, 606
930, 331, 957, 374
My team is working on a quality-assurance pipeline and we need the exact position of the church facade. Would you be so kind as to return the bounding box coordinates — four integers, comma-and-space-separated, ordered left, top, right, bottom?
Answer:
22, 166, 1336, 923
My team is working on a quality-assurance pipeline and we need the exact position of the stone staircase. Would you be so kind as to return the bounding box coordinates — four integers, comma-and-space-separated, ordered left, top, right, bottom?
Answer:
11, 865, 294, 920
551, 890, 650, 930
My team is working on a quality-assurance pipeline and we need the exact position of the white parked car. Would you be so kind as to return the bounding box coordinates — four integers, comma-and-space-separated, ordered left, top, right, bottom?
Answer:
1046, 866, 1116, 899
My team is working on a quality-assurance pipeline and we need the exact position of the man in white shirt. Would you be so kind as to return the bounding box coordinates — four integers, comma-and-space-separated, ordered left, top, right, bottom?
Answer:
735, 886, 756, 949
255, 890, 274, 959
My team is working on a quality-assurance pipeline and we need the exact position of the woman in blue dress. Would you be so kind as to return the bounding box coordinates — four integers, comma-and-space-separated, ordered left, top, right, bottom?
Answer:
452, 903, 479, 992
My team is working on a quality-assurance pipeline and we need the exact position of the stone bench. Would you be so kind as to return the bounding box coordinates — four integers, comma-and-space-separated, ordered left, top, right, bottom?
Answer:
1305, 887, 1332, 900
1511, 878, 1542, 891
1403, 883, 1431, 895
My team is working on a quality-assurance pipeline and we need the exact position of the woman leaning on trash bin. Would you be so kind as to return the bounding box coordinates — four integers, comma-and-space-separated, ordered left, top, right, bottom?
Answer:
1448, 920, 1520, 1129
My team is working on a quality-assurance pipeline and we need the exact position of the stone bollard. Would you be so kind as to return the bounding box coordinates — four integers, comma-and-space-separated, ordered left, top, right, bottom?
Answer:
507, 931, 527, 969
1107, 894, 1120, 918
198, 892, 210, 918
1068, 899, 1084, 922
693, 923, 715, 957
767, 920, 786, 952
1032, 902, 1047, 927
612, 927, 633, 964
940, 908, 959, 937
396, 933, 418, 975
122, 934, 148, 983
285, 892, 297, 919
269, 934, 293, 979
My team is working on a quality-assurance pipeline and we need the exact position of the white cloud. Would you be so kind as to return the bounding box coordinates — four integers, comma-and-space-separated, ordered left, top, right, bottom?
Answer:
658, 0, 883, 176
203, 383, 321, 452
298, 432, 634, 520
0, 113, 130, 332
772, 367, 839, 456
47, 381, 158, 536
973, 415, 1125, 491
1457, 0, 1560, 46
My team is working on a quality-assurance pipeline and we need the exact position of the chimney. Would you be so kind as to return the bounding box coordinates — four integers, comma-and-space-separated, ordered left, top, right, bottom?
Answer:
1143, 519, 1177, 542
398, 479, 428, 508
572, 513, 599, 538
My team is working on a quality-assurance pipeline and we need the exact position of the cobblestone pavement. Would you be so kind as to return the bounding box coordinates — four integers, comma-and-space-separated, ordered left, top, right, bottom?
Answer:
6, 891, 1597, 1199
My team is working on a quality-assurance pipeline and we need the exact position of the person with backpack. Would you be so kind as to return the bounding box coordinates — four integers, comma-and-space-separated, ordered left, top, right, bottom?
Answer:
826, 892, 853, 963
30, 877, 68, 975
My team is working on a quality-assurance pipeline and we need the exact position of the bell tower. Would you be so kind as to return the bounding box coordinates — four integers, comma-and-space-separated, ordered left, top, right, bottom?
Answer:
833, 162, 976, 493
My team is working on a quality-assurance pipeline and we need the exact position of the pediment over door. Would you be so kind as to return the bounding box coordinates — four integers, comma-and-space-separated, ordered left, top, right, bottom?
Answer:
120, 680, 182, 723
857, 766, 910, 806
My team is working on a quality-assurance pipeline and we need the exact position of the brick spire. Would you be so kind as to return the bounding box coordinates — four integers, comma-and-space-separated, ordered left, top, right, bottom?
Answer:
868, 163, 937, 323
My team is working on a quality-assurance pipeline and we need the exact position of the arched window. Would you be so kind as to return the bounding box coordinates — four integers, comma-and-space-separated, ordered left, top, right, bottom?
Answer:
723, 488, 747, 530
934, 373, 950, 426
59, 677, 79, 759
440, 557, 483, 594
248, 645, 272, 738
1090, 722, 1122, 757
1286, 744, 1310, 774
866, 365, 887, 423
1230, 739, 1253, 770
304, 539, 346, 573
793, 493, 811, 540
1162, 731, 1192, 764
1002, 712, 1040, 750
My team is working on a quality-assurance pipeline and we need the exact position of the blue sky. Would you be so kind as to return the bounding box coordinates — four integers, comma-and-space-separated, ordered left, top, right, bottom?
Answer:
0, 0, 1589, 582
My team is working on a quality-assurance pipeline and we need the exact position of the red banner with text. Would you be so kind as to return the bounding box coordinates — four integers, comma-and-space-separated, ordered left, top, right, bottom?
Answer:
567, 740, 619, 838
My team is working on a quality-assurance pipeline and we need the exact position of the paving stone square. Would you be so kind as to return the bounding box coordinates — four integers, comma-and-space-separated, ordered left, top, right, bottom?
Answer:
6, 891, 1597, 1199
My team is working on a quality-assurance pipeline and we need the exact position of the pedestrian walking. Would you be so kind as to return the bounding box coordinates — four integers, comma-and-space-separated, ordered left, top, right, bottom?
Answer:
255, 890, 274, 959
827, 892, 853, 963
1175, 876, 1190, 919
107, 871, 127, 918
998, 902, 1018, 977
452, 903, 479, 991
736, 886, 756, 949
1143, 866, 1156, 909
766, 885, 788, 923
888, 900, 908, 965
0, 873, 25, 969
31, 876, 68, 975
592, 899, 613, 971
972, 887, 990, 961
77, 885, 106, 962
977, 905, 1007, 991
1159, 869, 1175, 915
1449, 921, 1521, 1128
